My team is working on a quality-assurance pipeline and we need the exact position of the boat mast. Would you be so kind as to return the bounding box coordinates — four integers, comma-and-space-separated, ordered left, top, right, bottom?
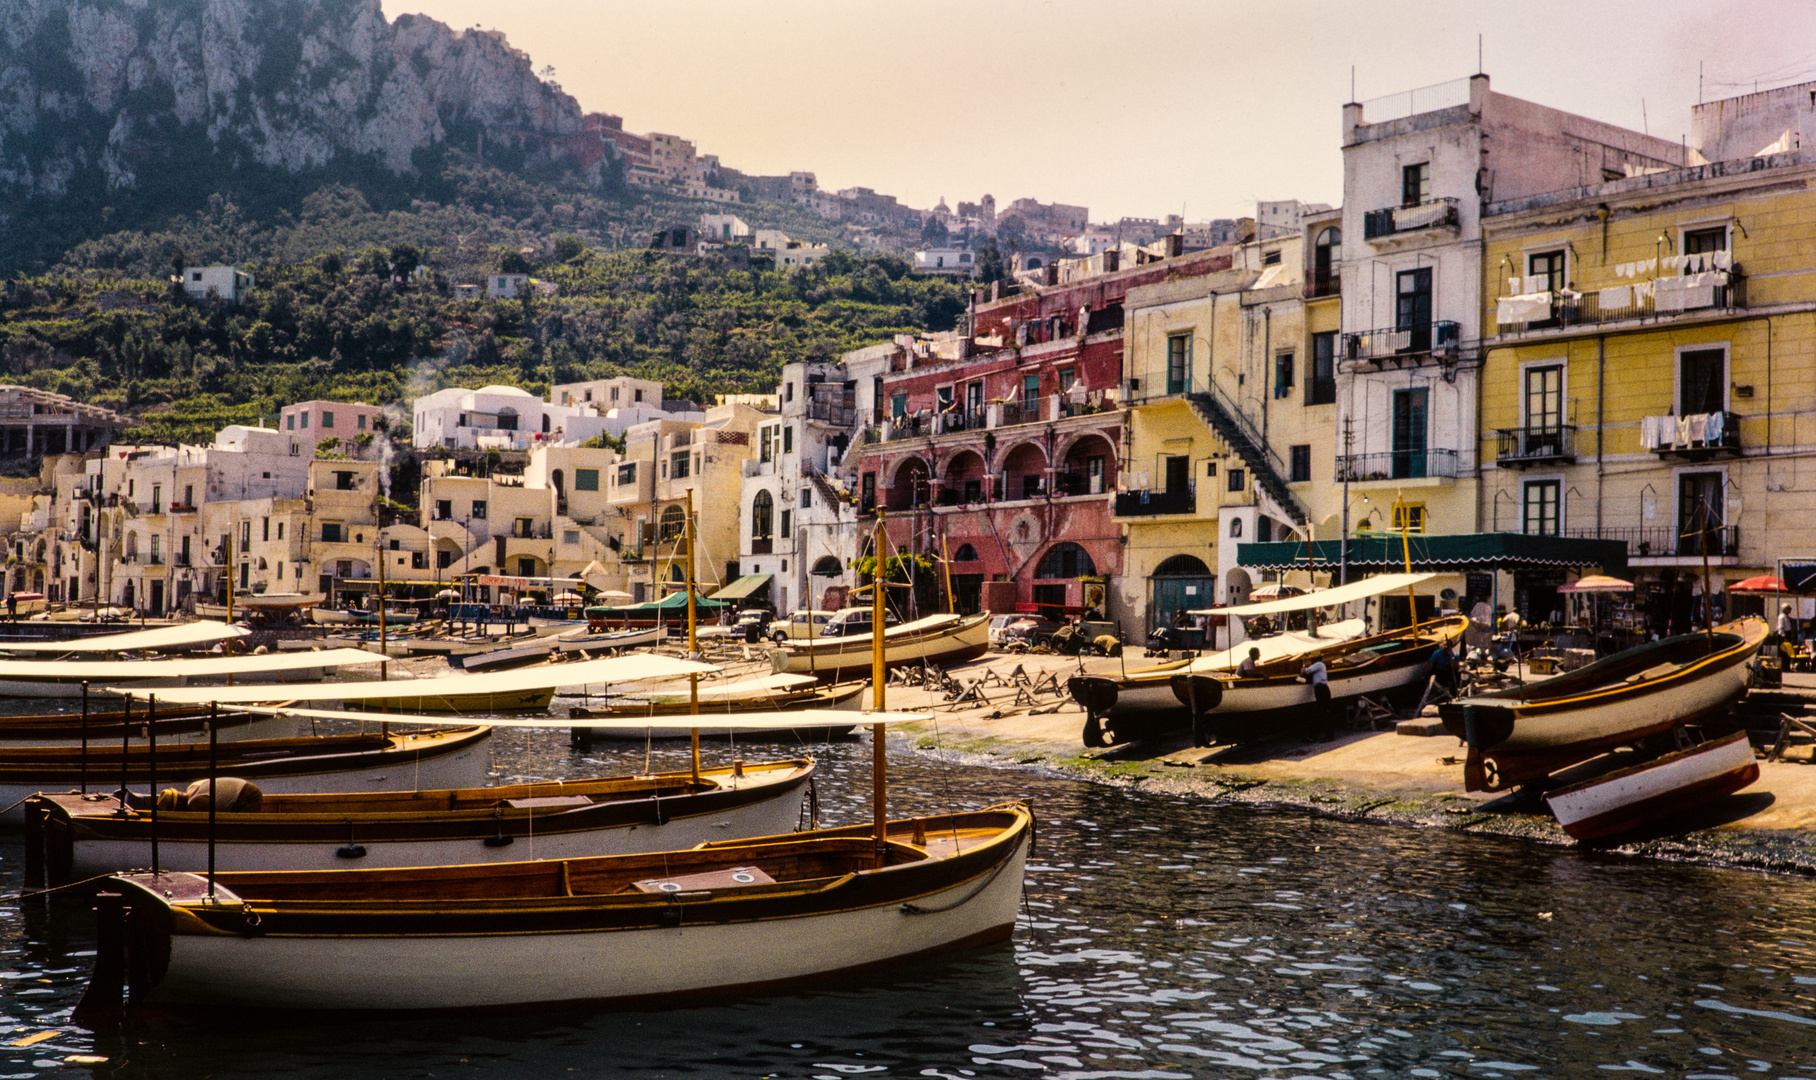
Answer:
1397, 490, 1416, 631
685, 488, 700, 784
941, 533, 954, 615
872, 507, 887, 869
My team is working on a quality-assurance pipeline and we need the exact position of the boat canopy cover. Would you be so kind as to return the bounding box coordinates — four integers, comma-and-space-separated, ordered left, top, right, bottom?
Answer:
1181, 618, 1369, 673
0, 621, 248, 653
1191, 573, 1436, 617
708, 573, 773, 601
110, 653, 717, 704
1236, 532, 1628, 575
0, 647, 381, 682
236, 703, 931, 731
585, 593, 729, 618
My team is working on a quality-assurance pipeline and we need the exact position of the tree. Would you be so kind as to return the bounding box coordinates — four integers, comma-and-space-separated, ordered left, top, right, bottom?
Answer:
920, 215, 949, 246
498, 249, 534, 275
388, 243, 422, 283
974, 238, 1007, 284
553, 234, 586, 263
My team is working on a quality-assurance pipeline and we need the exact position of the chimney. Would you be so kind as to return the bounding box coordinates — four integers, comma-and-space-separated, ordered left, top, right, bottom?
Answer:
1103, 250, 1120, 273
1164, 234, 1184, 258
1043, 263, 1059, 286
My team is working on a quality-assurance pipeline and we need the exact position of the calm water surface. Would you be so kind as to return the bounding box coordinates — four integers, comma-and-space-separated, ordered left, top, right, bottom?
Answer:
0, 722, 1812, 1078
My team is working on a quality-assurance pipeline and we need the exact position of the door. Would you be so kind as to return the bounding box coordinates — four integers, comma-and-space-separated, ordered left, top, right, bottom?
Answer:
1396, 268, 1432, 351
1524, 364, 1563, 456
149, 580, 164, 616
1392, 389, 1429, 479
1151, 576, 1214, 631
1163, 455, 1190, 493
1679, 349, 1726, 417
1677, 472, 1724, 556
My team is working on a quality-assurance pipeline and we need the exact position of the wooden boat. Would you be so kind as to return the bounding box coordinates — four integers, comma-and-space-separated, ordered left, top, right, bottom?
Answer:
27, 758, 815, 882
1163, 616, 1470, 748
769, 613, 990, 682
529, 615, 588, 637
568, 677, 868, 740
0, 647, 383, 698
0, 703, 292, 746
87, 805, 1028, 1012
195, 592, 324, 621
1542, 730, 1761, 841
556, 626, 666, 654
109, 654, 717, 714
309, 608, 355, 626
1439, 618, 1768, 792
458, 639, 558, 672
1067, 619, 1369, 746
0, 726, 492, 824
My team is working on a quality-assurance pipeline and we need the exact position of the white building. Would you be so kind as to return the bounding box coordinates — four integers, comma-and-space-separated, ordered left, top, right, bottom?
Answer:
412, 386, 612, 451
487, 273, 530, 299
700, 214, 751, 241
913, 248, 975, 277
180, 266, 254, 303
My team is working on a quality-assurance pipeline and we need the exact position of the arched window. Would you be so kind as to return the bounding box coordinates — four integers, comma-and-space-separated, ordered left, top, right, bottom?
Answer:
659, 504, 686, 542
751, 490, 774, 539
953, 543, 979, 562
1036, 542, 1095, 579
496, 407, 518, 432
1313, 227, 1341, 295
1230, 518, 1243, 538
812, 556, 842, 577
1153, 554, 1211, 577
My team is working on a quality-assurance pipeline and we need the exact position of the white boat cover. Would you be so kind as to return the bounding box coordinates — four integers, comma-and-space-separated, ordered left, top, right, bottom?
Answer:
1191, 572, 1436, 618
109, 653, 718, 704
0, 621, 249, 654
0, 647, 382, 682
785, 613, 964, 651
1185, 618, 1369, 674
233, 703, 929, 730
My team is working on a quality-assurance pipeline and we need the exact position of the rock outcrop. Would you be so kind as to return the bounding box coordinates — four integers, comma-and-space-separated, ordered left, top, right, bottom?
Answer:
0, 0, 584, 202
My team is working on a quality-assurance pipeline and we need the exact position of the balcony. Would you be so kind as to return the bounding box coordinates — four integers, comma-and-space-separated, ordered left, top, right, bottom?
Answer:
1305, 270, 1340, 299
1342, 321, 1461, 365
169, 503, 197, 513
1336, 448, 1459, 483
1646, 412, 1740, 458
1495, 426, 1576, 468
1493, 274, 1743, 337
805, 399, 857, 426
1363, 197, 1459, 242
1115, 487, 1196, 517
1566, 525, 1740, 563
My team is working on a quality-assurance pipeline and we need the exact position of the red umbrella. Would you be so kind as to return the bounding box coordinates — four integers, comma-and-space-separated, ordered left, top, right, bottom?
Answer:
1728, 575, 1794, 594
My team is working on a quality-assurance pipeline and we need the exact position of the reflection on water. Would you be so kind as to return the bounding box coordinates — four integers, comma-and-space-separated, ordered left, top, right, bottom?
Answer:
0, 725, 1813, 1077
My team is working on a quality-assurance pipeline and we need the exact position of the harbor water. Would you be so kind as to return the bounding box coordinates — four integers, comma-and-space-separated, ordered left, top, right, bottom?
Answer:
0, 724, 1812, 1077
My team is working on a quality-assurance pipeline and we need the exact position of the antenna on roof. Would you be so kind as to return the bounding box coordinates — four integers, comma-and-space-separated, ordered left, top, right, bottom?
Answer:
1351, 66, 1356, 103
1478, 34, 1483, 75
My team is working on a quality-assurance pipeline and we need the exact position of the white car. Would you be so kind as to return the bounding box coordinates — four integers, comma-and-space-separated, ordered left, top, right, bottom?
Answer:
768, 610, 836, 642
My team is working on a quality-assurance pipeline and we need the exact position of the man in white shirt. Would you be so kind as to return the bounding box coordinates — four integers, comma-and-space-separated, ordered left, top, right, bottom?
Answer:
1302, 657, 1334, 741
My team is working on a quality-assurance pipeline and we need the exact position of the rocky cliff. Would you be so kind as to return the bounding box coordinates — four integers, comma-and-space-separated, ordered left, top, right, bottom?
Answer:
0, 0, 584, 208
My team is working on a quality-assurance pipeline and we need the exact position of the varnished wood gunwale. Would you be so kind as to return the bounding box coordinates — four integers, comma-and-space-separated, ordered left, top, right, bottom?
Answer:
0, 726, 490, 786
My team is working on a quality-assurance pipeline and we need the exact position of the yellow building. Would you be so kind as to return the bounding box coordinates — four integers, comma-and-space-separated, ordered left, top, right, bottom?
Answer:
1117, 231, 1343, 632
1479, 83, 1816, 633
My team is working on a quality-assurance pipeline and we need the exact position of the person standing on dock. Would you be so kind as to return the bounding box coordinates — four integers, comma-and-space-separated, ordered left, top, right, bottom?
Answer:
1302, 656, 1333, 741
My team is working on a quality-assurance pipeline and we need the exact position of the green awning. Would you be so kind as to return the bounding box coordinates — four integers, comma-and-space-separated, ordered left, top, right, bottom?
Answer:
709, 574, 773, 601
1237, 532, 1627, 577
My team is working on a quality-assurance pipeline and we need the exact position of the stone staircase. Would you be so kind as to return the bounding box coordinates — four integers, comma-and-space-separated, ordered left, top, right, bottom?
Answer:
1183, 391, 1308, 526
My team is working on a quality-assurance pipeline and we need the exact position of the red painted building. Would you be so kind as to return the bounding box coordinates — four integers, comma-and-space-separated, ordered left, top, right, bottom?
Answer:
851, 247, 1232, 619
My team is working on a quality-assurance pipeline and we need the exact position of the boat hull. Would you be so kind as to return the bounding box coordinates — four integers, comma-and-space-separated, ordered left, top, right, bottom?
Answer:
102, 809, 1031, 1012
1442, 618, 1767, 791
41, 761, 813, 879
1544, 731, 1761, 840
0, 709, 295, 747
770, 615, 990, 682
343, 688, 556, 713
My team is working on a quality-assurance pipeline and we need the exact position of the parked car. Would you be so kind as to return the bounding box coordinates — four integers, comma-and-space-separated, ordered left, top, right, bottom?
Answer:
767, 609, 835, 643
988, 614, 1061, 648
819, 607, 901, 637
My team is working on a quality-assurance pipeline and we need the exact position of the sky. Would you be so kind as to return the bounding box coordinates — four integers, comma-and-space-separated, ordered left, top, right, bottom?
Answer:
383, 0, 1816, 224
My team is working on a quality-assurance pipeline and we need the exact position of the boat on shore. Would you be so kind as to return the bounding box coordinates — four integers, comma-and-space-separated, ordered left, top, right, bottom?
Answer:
769, 613, 990, 682
1439, 617, 1769, 792
556, 626, 666, 654
194, 593, 324, 621
27, 757, 815, 881
1067, 619, 1368, 746
87, 804, 1028, 1012
1543, 730, 1761, 841
1163, 615, 1470, 748
0, 621, 247, 656
309, 608, 354, 626
0, 726, 492, 824
567, 676, 867, 740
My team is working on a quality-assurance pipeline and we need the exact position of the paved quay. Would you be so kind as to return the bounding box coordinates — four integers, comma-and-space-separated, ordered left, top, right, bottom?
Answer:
858, 649, 1816, 877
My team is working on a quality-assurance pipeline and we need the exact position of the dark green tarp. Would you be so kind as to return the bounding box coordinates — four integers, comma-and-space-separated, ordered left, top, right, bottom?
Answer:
584, 592, 729, 619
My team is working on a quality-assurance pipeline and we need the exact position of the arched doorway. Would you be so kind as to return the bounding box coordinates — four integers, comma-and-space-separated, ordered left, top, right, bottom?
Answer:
888, 457, 930, 511
1001, 442, 1048, 500
1150, 553, 1214, 631
942, 450, 987, 505
1061, 434, 1116, 495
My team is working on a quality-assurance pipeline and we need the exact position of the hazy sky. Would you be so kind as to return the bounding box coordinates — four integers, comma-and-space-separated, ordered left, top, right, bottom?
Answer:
383, 0, 1816, 223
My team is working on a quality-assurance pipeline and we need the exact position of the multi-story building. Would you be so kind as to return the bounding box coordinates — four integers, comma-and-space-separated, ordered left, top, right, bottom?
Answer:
412, 385, 617, 450
1334, 73, 1688, 613
0, 385, 123, 459
280, 400, 384, 449
1477, 81, 1816, 633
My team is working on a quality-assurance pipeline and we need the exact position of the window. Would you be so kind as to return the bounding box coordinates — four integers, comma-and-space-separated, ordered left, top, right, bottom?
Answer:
1528, 250, 1566, 293
1401, 162, 1430, 207
953, 544, 978, 561
575, 468, 599, 491
1525, 364, 1564, 431
659, 505, 686, 542
1273, 352, 1295, 399
760, 424, 776, 462
1684, 226, 1729, 255
785, 382, 795, 402
1308, 332, 1337, 405
780, 508, 792, 535
321, 410, 335, 429
1312, 227, 1341, 295
276, 522, 284, 540
1678, 471, 1724, 555
634, 388, 644, 403
183, 484, 193, 506
751, 490, 773, 539
891, 393, 907, 419
670, 450, 691, 479
261, 517, 269, 542
1229, 518, 1243, 538
517, 558, 536, 577
471, 500, 487, 520
1036, 542, 1095, 579
1680, 348, 1726, 415
617, 463, 637, 486
1262, 249, 1282, 266
1391, 503, 1427, 533
335, 471, 355, 491
435, 499, 452, 520
322, 522, 343, 543
782, 425, 794, 454
861, 472, 876, 510
1166, 334, 1189, 394
1392, 388, 1430, 479
300, 412, 310, 429
357, 415, 367, 430
1022, 374, 1039, 411
1057, 368, 1076, 392
1290, 444, 1312, 483
1163, 455, 1191, 494
1522, 480, 1560, 536
801, 488, 812, 508
1228, 468, 1246, 493
412, 551, 426, 569
286, 415, 295, 431
514, 518, 534, 539
438, 550, 453, 569
240, 521, 250, 547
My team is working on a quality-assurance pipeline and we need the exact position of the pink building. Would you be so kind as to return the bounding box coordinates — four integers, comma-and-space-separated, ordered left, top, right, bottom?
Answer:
281, 400, 384, 443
